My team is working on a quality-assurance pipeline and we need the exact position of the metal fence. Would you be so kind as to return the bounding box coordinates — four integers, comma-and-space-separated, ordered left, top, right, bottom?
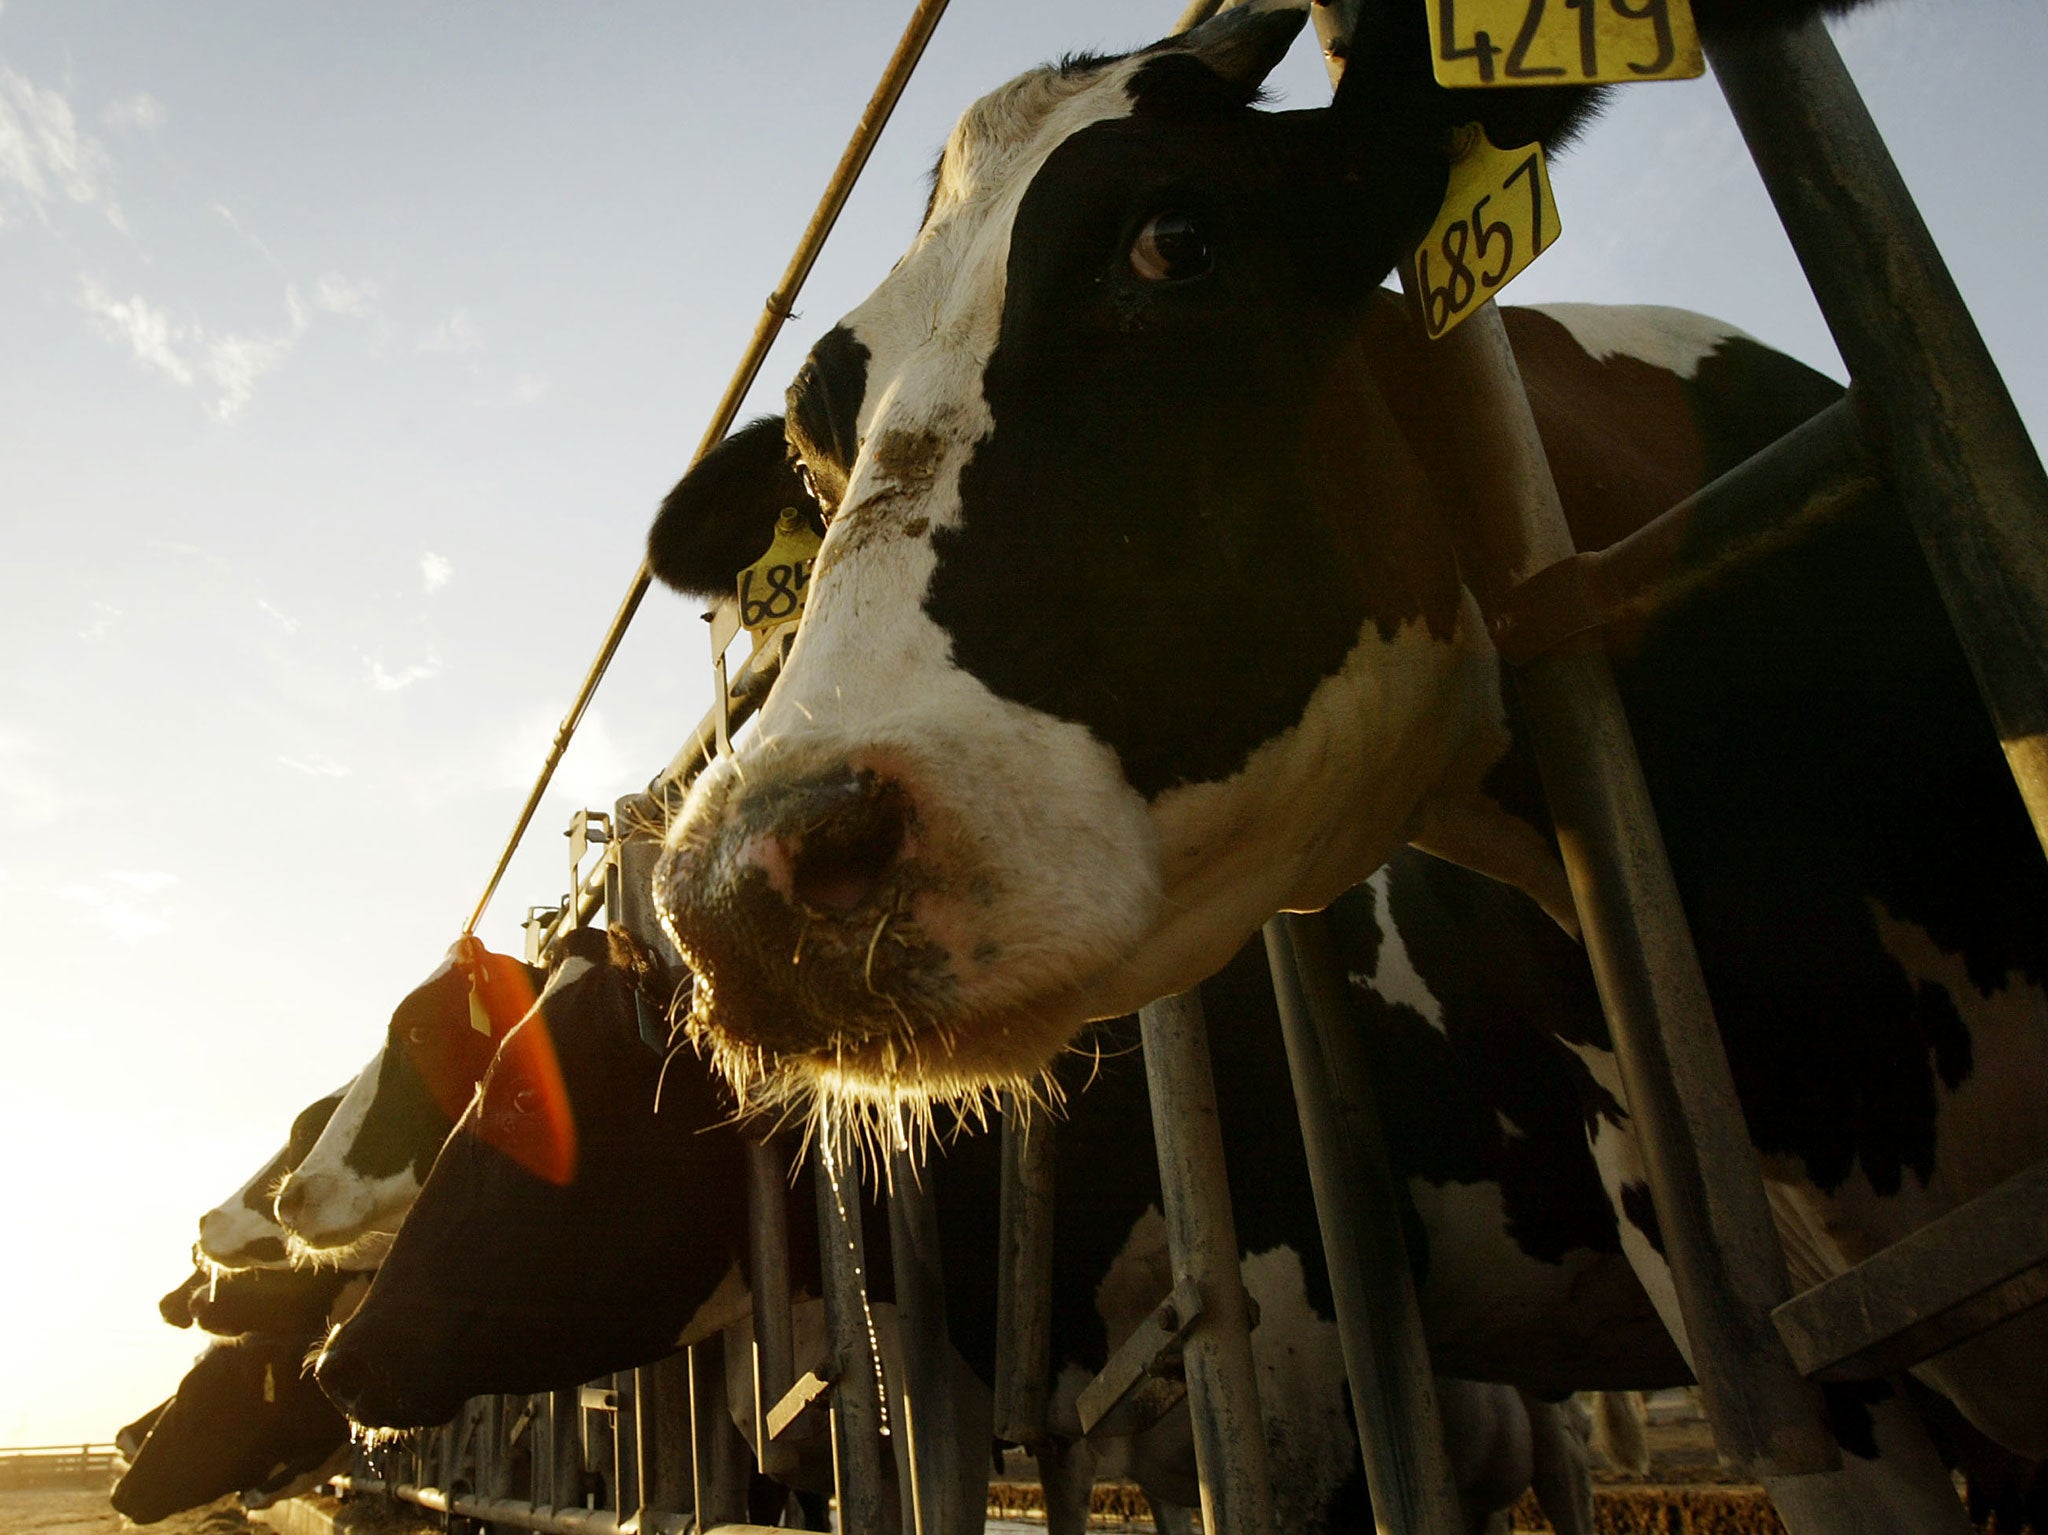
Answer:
325, 1, 2048, 1532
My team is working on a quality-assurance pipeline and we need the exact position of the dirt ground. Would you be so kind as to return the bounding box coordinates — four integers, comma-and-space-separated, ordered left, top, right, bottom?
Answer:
0, 1486, 251, 1535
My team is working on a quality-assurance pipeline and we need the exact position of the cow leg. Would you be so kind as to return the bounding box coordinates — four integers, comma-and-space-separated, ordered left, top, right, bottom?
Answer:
1035, 1436, 1099, 1535
1521, 1391, 1595, 1535
1143, 1496, 1194, 1535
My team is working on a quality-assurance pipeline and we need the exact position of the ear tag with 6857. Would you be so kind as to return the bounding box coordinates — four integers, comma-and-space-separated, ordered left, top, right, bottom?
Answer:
737, 509, 823, 639
1413, 125, 1557, 339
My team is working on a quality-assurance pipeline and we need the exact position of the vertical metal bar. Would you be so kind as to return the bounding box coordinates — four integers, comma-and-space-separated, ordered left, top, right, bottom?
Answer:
612, 1372, 640, 1525
545, 1391, 576, 1507
688, 1345, 707, 1526
991, 1096, 1055, 1446
1263, 913, 1464, 1535
746, 1136, 801, 1479
1709, 16, 2048, 859
815, 1131, 890, 1535
888, 1141, 964, 1535
1416, 305, 1858, 1517
1138, 990, 1277, 1535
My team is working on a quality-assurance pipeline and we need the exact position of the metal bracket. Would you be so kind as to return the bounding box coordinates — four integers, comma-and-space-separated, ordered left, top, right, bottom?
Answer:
1075, 1278, 1204, 1440
1773, 1156, 2048, 1381
766, 1368, 834, 1443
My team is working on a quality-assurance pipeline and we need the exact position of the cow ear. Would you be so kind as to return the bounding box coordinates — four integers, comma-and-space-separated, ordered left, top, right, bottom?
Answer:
648, 416, 818, 599
1326, 4, 1603, 267
1164, 1, 1310, 98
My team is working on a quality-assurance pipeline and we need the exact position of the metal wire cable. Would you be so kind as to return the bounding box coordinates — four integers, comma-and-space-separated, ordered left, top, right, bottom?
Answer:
464, 0, 953, 936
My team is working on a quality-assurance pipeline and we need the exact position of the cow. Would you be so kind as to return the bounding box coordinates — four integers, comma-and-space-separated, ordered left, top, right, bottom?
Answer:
320, 863, 1682, 1533
197, 1083, 350, 1268
273, 937, 553, 1253
157, 1259, 367, 1338
110, 1328, 353, 1524
641, 0, 2048, 1501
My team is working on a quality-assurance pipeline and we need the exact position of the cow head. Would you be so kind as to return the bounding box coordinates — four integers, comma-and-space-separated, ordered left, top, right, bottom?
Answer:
650, 3, 1597, 1116
110, 1331, 349, 1525
316, 929, 752, 1428
274, 937, 546, 1252
197, 1084, 348, 1269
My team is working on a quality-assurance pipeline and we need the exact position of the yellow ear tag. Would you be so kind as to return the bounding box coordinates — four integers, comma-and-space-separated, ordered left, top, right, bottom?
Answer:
263, 1363, 277, 1404
1424, 0, 1702, 88
1414, 127, 1558, 340
737, 509, 823, 639
468, 974, 494, 1037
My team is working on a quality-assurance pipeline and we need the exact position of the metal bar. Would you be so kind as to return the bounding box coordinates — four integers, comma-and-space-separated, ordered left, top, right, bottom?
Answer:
745, 1135, 802, 1478
1138, 990, 1277, 1535
1709, 16, 2048, 859
463, 0, 953, 934
548, 1389, 585, 1509
1489, 394, 1878, 666
991, 1094, 1055, 1445
1774, 1157, 2048, 1382
611, 1372, 640, 1525
1263, 913, 1465, 1535
1416, 303, 1862, 1515
1074, 1279, 1200, 1440
640, 1353, 695, 1520
887, 1142, 964, 1535
331, 1474, 740, 1535
814, 1131, 890, 1535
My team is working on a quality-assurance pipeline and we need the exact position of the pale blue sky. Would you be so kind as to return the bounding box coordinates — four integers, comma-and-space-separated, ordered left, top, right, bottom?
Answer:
1, 0, 2041, 1446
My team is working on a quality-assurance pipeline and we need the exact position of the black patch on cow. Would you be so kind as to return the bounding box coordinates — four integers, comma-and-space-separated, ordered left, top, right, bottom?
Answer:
1617, 1183, 1665, 1257
786, 326, 871, 512
1470, 315, 2048, 1203
928, 105, 1464, 799
648, 415, 817, 598
1326, 854, 1628, 1269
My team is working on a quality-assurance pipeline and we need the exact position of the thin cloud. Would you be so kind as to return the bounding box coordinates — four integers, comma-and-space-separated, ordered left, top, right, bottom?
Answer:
77, 276, 309, 421
256, 598, 299, 634
314, 272, 381, 318
212, 201, 282, 269
278, 754, 350, 779
0, 66, 111, 224
366, 655, 443, 692
106, 869, 178, 895
79, 600, 122, 640
417, 308, 481, 354
102, 92, 166, 134
59, 879, 174, 942
419, 551, 452, 594
0, 732, 67, 827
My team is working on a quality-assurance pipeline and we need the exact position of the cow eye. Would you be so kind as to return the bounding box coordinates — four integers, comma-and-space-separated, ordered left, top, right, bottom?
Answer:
408, 1024, 432, 1045
1129, 211, 1211, 283
512, 1086, 538, 1115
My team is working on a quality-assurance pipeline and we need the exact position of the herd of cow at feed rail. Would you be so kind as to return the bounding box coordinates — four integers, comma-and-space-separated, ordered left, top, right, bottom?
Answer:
103, 0, 2048, 1530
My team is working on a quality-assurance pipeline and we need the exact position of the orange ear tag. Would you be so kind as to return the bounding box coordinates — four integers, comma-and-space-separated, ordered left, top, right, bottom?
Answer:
263, 1364, 277, 1404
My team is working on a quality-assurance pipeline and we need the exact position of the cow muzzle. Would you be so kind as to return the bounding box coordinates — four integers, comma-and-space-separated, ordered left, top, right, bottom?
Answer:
656, 763, 957, 1067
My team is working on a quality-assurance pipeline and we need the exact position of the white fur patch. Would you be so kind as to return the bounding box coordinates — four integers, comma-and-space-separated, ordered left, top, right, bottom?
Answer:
1347, 866, 1449, 1036
1527, 303, 1751, 382
279, 1047, 424, 1247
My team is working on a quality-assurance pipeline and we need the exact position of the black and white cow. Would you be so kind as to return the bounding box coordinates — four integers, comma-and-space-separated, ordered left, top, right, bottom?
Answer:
322, 867, 1677, 1532
158, 1259, 367, 1339
111, 1329, 353, 1524
274, 937, 551, 1252
643, 0, 2048, 1500
196, 1083, 350, 1268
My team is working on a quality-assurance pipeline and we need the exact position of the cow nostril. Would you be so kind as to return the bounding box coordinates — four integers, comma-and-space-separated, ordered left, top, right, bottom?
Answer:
787, 776, 908, 916
274, 1178, 309, 1229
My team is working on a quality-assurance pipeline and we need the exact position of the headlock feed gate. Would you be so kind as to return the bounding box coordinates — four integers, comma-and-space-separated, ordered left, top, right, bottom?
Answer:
324, 0, 2048, 1531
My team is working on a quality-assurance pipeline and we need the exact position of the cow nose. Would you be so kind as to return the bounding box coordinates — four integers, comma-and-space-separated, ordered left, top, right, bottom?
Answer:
274, 1175, 311, 1231
747, 770, 909, 917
